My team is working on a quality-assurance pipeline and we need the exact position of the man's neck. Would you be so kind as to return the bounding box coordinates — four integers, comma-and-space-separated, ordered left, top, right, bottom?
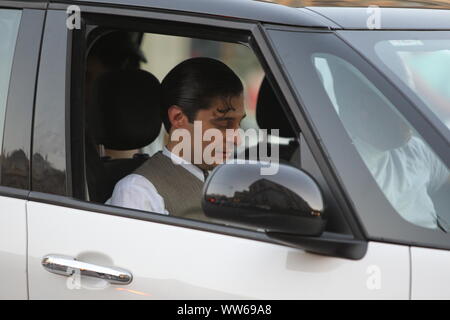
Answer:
164, 144, 209, 174
165, 143, 192, 164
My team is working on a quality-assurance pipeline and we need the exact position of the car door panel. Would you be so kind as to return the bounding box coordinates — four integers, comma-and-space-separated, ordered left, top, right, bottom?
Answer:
411, 247, 450, 299
0, 196, 28, 299
27, 201, 410, 299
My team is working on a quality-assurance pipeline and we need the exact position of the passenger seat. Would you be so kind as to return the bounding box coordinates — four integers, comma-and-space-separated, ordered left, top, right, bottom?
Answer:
238, 77, 299, 165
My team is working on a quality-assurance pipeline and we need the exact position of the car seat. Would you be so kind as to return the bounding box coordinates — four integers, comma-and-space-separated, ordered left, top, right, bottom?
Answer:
238, 77, 299, 164
85, 69, 162, 203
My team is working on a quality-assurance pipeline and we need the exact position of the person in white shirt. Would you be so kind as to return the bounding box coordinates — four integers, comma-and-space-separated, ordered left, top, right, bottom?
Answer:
342, 87, 449, 231
106, 58, 246, 218
105, 146, 208, 215
354, 136, 448, 230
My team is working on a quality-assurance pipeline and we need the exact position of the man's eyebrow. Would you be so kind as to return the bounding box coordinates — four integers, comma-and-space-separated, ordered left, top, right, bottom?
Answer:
213, 114, 247, 121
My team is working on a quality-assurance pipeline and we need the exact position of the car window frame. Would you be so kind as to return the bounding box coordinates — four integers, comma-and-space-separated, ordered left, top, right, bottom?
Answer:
28, 3, 366, 256
0, 7, 45, 197
252, 25, 362, 239
264, 26, 450, 250
31, 8, 71, 197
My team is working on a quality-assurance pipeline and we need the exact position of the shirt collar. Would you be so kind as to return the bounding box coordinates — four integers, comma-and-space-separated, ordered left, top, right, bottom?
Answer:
161, 146, 207, 182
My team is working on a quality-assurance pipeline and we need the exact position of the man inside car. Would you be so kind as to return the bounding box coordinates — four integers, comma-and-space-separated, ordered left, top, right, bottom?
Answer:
342, 86, 450, 231
106, 57, 246, 220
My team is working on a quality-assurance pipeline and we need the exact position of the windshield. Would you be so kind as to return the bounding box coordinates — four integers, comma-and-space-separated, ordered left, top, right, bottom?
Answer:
338, 31, 450, 131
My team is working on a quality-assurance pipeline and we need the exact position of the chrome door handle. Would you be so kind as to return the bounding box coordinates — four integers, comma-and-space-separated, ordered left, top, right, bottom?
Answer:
42, 254, 133, 285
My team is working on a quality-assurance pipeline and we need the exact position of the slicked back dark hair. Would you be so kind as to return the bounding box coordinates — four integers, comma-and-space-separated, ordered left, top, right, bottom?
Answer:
161, 57, 244, 132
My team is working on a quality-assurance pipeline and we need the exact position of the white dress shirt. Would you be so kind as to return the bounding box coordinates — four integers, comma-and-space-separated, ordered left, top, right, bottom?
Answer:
105, 147, 206, 215
354, 136, 448, 229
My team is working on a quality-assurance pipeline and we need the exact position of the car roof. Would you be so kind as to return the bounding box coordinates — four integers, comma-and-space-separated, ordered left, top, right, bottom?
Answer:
307, 6, 450, 30
57, 0, 450, 30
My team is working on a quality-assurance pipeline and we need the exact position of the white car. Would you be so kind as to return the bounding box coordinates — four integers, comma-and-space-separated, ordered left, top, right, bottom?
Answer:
0, 0, 449, 300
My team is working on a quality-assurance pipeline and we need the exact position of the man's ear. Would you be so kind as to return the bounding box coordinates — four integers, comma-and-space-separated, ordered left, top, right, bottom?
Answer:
168, 105, 189, 129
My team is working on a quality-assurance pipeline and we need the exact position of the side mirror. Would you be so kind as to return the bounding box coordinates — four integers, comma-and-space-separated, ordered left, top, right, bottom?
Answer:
202, 162, 326, 237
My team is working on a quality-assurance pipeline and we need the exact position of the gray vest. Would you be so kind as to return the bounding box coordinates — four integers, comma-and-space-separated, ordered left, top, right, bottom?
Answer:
133, 151, 209, 221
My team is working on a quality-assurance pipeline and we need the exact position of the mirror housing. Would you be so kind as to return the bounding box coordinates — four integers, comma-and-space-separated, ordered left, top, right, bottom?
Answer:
202, 162, 326, 236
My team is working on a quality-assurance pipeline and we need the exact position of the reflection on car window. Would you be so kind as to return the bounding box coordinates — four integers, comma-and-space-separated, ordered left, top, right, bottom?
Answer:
314, 53, 450, 232
0, 9, 21, 164
375, 40, 450, 130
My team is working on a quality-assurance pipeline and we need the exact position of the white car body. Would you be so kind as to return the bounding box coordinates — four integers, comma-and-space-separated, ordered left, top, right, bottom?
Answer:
0, 0, 449, 300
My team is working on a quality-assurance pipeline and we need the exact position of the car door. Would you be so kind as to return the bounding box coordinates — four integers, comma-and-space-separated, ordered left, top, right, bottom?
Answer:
0, 5, 44, 300
25, 6, 409, 299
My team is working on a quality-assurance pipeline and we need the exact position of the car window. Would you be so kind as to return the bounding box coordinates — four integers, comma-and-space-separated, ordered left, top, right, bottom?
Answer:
377, 41, 450, 129
0, 9, 21, 164
314, 53, 450, 232
67, 19, 354, 235
81, 27, 297, 220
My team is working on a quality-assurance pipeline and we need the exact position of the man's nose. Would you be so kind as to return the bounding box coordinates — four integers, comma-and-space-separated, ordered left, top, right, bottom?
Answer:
227, 129, 242, 147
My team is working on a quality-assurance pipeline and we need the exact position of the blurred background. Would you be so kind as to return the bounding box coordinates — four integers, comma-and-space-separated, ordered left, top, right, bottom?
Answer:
138, 34, 265, 157
259, 0, 449, 9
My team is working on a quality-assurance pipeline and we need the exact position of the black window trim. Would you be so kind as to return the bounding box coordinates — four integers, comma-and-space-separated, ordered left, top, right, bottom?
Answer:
0, 1, 48, 10
0, 186, 29, 200
31, 9, 71, 196
1, 8, 46, 194
49, 2, 259, 31
252, 24, 367, 242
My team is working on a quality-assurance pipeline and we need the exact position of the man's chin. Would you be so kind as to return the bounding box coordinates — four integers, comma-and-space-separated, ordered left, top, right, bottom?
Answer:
361, 128, 413, 152
203, 159, 227, 171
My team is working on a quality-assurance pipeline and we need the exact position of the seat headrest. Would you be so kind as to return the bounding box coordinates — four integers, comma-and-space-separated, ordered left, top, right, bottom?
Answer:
90, 69, 162, 150
256, 77, 295, 138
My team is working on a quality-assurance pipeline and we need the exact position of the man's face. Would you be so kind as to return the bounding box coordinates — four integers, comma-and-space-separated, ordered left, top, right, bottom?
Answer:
194, 94, 245, 170
169, 94, 246, 171
355, 106, 412, 152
